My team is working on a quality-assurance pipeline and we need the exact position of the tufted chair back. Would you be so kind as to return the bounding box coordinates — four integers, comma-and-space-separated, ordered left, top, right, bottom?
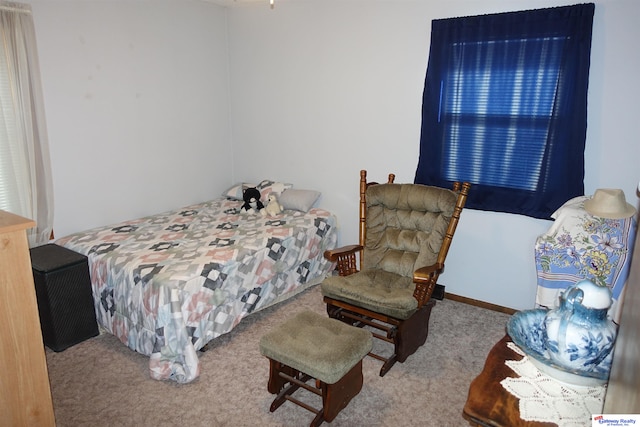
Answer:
362, 184, 457, 279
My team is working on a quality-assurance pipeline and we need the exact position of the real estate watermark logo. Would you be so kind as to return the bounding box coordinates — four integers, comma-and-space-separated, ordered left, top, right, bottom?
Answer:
593, 415, 640, 426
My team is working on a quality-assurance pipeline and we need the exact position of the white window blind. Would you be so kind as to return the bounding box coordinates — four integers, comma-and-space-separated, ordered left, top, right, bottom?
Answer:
0, 36, 30, 215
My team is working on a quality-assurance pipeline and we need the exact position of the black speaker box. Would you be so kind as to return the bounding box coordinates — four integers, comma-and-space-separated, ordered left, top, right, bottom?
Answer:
29, 244, 99, 352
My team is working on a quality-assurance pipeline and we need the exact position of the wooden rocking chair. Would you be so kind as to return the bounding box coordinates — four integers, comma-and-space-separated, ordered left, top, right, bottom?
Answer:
320, 170, 470, 376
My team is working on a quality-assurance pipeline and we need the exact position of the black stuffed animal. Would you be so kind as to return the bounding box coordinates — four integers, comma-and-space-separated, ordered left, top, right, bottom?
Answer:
241, 187, 264, 214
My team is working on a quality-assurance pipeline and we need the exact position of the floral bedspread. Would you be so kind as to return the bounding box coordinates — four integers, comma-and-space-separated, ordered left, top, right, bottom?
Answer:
55, 198, 337, 383
534, 196, 636, 323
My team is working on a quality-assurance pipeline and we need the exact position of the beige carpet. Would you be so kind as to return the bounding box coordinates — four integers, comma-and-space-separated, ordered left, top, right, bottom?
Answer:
46, 285, 511, 427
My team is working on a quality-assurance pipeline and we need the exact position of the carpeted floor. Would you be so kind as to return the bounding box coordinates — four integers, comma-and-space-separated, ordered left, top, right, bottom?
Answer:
45, 285, 511, 427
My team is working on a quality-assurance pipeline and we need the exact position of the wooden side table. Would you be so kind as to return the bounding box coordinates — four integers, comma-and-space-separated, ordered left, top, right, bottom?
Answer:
463, 335, 556, 427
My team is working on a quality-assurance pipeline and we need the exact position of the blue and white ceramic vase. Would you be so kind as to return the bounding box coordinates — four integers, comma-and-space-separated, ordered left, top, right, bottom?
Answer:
544, 280, 618, 376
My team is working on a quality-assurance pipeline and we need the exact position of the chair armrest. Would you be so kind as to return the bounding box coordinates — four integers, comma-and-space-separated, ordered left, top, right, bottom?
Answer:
324, 244, 363, 261
324, 244, 363, 276
413, 262, 444, 307
414, 263, 444, 282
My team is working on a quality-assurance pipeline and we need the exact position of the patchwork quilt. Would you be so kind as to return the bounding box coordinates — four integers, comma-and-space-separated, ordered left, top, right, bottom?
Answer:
56, 198, 338, 383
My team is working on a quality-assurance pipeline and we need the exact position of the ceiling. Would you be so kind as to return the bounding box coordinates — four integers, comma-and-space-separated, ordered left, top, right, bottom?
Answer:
201, 0, 270, 7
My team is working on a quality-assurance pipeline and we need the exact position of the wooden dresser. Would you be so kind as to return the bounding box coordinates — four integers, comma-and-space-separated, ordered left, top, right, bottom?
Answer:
0, 210, 56, 426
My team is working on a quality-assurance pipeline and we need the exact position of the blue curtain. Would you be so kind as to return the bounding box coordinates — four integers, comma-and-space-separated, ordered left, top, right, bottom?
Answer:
415, 4, 595, 219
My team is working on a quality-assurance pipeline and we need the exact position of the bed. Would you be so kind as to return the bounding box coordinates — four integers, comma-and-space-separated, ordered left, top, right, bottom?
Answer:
55, 181, 338, 383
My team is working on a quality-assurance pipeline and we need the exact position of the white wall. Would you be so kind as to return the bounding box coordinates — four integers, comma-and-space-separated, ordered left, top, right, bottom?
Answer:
24, 0, 640, 310
29, 0, 232, 236
226, 0, 640, 310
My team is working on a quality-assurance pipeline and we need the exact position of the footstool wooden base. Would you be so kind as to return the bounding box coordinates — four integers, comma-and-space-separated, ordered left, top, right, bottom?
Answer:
260, 311, 373, 426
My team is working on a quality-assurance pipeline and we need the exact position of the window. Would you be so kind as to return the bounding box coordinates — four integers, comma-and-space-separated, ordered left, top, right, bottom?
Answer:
415, 4, 595, 219
0, 2, 53, 245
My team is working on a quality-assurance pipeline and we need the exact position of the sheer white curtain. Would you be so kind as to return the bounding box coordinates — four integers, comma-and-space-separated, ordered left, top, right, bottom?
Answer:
0, 1, 53, 246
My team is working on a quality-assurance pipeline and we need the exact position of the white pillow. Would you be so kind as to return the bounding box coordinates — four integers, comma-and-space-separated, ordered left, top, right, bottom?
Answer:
279, 189, 321, 212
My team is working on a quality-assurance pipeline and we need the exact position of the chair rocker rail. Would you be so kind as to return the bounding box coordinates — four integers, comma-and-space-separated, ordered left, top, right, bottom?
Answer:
326, 303, 398, 343
325, 297, 401, 328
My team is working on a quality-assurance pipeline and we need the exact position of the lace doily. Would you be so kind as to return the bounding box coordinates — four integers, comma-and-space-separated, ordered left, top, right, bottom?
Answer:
500, 343, 606, 427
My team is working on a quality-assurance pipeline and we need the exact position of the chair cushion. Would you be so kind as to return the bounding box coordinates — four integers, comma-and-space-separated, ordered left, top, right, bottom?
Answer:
259, 311, 372, 384
364, 183, 456, 278
321, 269, 418, 319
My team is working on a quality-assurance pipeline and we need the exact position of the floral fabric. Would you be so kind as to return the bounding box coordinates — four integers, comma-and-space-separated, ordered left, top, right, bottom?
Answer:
534, 196, 636, 322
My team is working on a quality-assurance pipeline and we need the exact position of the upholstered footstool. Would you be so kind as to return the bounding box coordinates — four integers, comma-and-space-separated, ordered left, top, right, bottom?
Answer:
260, 310, 373, 426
